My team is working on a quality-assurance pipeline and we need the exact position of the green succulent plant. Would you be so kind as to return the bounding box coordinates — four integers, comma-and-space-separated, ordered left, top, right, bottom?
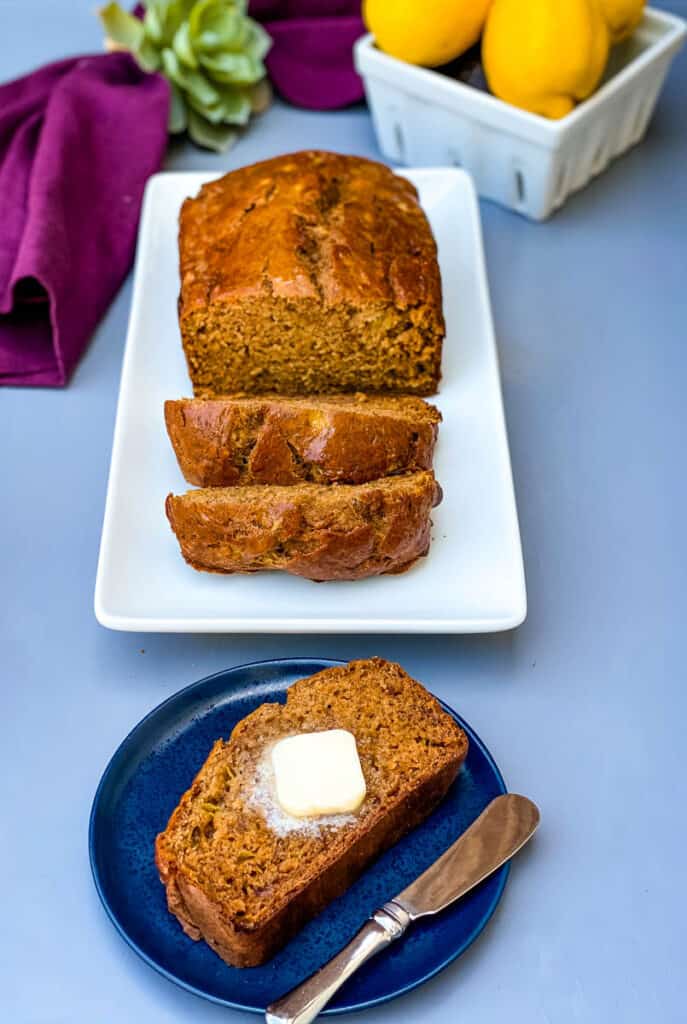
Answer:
99, 0, 271, 151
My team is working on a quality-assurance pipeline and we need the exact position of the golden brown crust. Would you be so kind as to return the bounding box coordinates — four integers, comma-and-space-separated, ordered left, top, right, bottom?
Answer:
155, 658, 468, 967
179, 151, 441, 317
165, 472, 441, 581
178, 151, 444, 396
164, 394, 441, 487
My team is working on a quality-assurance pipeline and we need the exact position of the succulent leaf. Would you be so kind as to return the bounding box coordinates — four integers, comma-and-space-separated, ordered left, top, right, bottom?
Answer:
165, 49, 222, 106
190, 1, 247, 53
137, 37, 162, 71
249, 76, 272, 114
98, 0, 272, 150
217, 85, 253, 123
146, 0, 195, 45
198, 51, 263, 85
143, 4, 164, 45
173, 21, 198, 68
187, 108, 238, 152
185, 83, 250, 125
243, 21, 271, 61
99, 3, 145, 50
168, 82, 188, 133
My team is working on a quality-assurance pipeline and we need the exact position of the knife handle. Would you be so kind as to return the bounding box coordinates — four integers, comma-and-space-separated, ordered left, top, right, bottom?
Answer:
265, 901, 412, 1024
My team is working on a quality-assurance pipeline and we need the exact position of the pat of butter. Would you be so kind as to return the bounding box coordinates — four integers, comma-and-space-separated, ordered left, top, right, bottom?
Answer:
271, 730, 366, 818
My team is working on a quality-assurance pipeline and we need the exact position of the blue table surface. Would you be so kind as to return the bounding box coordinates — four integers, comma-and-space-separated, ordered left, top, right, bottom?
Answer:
2, 3, 686, 1022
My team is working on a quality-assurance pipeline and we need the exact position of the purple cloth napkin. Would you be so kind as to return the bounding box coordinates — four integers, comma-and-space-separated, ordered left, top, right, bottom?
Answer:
250, 0, 365, 109
0, 53, 169, 387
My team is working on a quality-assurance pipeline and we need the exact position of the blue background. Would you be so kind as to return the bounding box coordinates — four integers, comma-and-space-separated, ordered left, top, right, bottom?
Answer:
2, 2, 686, 1022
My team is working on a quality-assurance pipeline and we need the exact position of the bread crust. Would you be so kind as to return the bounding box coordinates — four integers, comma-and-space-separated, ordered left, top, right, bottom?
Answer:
164, 395, 441, 488
178, 151, 444, 396
165, 471, 442, 581
155, 658, 468, 967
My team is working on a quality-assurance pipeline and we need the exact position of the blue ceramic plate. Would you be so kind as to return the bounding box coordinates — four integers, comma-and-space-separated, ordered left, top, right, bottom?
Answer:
89, 659, 508, 1014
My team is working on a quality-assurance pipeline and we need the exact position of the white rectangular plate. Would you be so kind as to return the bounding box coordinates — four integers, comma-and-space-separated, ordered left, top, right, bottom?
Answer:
95, 168, 526, 633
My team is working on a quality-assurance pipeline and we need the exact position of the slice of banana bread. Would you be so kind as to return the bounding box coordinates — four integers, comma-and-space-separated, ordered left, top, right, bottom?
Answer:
164, 394, 441, 487
165, 471, 441, 581
155, 657, 468, 967
178, 151, 444, 396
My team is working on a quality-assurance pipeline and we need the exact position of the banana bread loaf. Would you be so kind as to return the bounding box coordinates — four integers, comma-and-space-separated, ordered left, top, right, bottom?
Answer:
164, 394, 441, 487
178, 151, 444, 396
155, 657, 468, 967
165, 471, 441, 581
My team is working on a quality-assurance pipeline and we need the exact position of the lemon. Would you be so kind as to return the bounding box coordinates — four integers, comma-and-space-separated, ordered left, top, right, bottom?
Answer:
483, 0, 610, 119
363, 0, 493, 68
595, 0, 645, 42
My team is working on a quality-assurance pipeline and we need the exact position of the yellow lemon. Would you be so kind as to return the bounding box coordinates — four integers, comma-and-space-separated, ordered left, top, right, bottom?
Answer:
483, 0, 610, 119
595, 0, 645, 42
363, 0, 493, 67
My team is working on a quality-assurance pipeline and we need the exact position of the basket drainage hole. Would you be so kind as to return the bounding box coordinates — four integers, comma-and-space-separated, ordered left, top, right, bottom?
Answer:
635, 96, 652, 135
515, 170, 526, 204
393, 121, 405, 161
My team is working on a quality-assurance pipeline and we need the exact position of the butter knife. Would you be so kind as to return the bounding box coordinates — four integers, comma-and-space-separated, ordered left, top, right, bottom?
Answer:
266, 793, 540, 1024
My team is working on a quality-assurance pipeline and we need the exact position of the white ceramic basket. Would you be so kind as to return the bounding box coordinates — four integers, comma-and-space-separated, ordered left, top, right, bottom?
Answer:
354, 7, 686, 220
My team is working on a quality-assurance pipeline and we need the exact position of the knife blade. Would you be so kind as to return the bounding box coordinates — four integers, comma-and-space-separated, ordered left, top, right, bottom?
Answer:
394, 792, 540, 918
266, 793, 540, 1024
